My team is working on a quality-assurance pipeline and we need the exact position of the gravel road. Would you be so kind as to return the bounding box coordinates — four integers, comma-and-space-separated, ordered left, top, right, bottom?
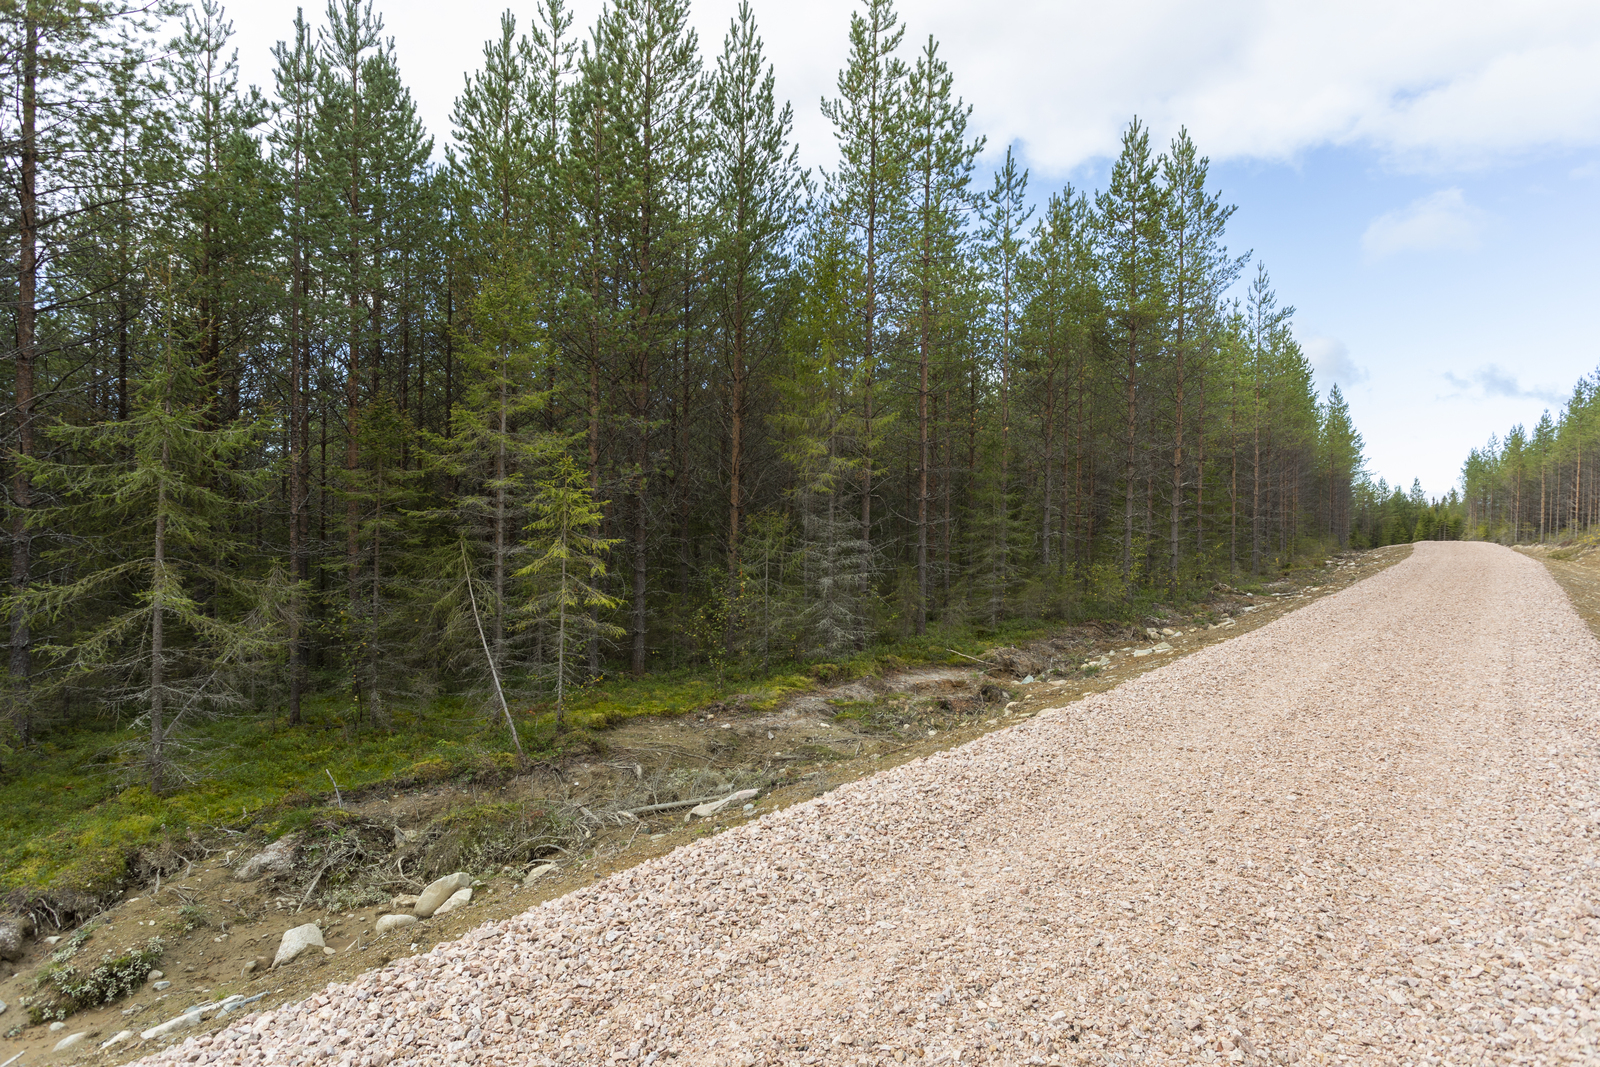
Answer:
129, 542, 1600, 1066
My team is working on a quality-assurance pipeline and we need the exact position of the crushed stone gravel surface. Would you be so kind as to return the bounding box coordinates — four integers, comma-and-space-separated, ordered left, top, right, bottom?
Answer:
124, 542, 1600, 1066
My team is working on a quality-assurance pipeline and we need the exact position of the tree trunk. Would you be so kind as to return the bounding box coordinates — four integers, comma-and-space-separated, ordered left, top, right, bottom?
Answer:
9, 12, 39, 749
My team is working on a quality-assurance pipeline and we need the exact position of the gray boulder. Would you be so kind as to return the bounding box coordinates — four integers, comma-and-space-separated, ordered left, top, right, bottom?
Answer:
272, 922, 325, 967
0, 917, 30, 961
235, 835, 299, 881
431, 888, 472, 916
414, 872, 473, 918
374, 914, 417, 936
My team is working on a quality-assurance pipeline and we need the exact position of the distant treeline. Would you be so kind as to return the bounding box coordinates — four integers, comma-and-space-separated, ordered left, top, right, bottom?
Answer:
1, 0, 1367, 784
1460, 368, 1600, 543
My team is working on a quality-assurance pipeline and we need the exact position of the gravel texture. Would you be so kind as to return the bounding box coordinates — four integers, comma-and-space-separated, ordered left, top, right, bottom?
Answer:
126, 542, 1600, 1066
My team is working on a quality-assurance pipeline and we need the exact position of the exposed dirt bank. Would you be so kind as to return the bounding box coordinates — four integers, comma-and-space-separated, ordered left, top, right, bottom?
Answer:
1, 547, 1423, 1063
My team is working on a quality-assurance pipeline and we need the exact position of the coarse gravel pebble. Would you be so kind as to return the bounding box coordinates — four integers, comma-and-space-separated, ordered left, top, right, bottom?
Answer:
124, 542, 1600, 1066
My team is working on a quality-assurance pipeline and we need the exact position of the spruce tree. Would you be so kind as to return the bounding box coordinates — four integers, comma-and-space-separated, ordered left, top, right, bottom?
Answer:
518, 446, 621, 730
446, 9, 546, 677
9, 294, 285, 792
1, 0, 158, 754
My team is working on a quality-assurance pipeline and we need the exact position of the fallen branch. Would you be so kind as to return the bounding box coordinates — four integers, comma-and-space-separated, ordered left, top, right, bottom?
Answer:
621, 791, 750, 817
946, 648, 995, 667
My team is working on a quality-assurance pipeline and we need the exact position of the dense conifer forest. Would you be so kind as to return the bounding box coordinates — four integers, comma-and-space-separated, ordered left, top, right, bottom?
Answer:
2, 0, 1372, 786
1458, 370, 1600, 544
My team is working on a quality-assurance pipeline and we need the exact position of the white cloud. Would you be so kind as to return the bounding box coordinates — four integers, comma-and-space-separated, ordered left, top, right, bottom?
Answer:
1440, 364, 1564, 405
1361, 189, 1487, 260
223, 1, 1600, 178
1303, 335, 1368, 390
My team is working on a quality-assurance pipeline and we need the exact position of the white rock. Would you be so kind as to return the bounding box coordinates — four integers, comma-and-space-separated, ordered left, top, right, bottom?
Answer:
375, 913, 418, 936
100, 1030, 135, 1050
147, 969, 164, 980
53, 1032, 88, 1051
390, 894, 420, 911
0, 996, 6, 1015
140, 1011, 201, 1040
431, 888, 473, 915
415, 872, 473, 918
235, 834, 299, 881
49, 1020, 66, 1031
689, 789, 759, 819
523, 863, 557, 887
272, 922, 325, 967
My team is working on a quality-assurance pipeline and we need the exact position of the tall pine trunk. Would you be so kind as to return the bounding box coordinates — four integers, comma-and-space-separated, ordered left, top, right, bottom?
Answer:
9, 12, 38, 747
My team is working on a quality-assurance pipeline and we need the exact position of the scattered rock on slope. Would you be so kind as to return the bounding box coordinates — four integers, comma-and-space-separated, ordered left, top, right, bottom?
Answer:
414, 873, 473, 918
234, 835, 299, 881
272, 923, 324, 968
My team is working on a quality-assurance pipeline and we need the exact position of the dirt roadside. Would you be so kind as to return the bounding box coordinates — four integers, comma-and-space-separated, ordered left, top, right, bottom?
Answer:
0, 546, 1414, 1063
1519, 541, 1600, 640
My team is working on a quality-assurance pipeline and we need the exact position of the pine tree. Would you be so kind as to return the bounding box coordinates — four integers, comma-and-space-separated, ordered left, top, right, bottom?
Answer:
268, 6, 322, 726
1159, 129, 1240, 590
821, 0, 907, 556
903, 34, 979, 633
1095, 119, 1167, 584
587, 0, 704, 677
978, 147, 1031, 623
315, 0, 432, 627
707, 0, 801, 650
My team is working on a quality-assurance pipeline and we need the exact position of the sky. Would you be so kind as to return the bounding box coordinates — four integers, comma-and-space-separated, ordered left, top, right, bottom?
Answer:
217, 0, 1600, 499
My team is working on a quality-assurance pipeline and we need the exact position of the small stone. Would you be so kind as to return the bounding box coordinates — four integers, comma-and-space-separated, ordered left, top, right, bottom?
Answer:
272, 922, 325, 967
1021, 674, 1035, 684
241, 959, 259, 975
0, 997, 6, 1016
414, 873, 473, 918
390, 894, 420, 911
431, 888, 473, 916
44, 934, 61, 945
522, 864, 557, 887
153, 979, 172, 990
322, 946, 336, 955
743, 803, 756, 813
375, 914, 418, 936
53, 1031, 88, 1051
147, 969, 165, 980
50, 1020, 67, 1031
235, 834, 300, 881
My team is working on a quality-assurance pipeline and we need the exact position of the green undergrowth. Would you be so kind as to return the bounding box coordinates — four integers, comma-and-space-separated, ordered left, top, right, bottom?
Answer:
0, 587, 1230, 910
